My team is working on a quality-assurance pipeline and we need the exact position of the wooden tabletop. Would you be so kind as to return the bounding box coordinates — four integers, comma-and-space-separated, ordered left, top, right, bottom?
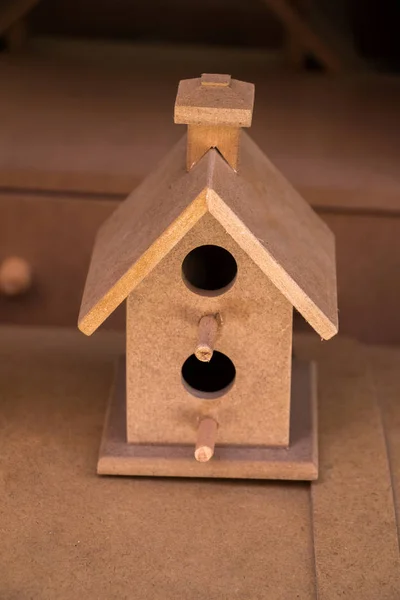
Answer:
0, 325, 399, 599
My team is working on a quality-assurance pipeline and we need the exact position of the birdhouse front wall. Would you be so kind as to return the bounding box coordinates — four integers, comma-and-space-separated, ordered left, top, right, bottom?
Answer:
126, 212, 293, 448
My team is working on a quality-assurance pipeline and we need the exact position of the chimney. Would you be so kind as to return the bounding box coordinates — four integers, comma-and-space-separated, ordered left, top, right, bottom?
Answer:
174, 73, 255, 172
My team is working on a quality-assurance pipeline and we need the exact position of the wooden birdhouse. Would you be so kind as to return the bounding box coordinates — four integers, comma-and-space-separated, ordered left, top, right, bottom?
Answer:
78, 74, 338, 480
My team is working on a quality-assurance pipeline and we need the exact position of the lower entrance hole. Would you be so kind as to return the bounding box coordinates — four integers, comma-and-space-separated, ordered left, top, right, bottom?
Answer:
181, 350, 236, 400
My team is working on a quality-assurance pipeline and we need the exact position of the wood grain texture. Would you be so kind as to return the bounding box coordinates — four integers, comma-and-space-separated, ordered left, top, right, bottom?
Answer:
0, 326, 399, 598
1, 192, 399, 344
209, 135, 338, 339
365, 345, 400, 543
0, 329, 316, 600
174, 76, 254, 127
80, 135, 337, 340
126, 213, 293, 448
99, 357, 317, 479
0, 192, 125, 330
187, 125, 240, 170
1, 45, 398, 212
296, 336, 400, 599
322, 213, 400, 345
78, 136, 208, 335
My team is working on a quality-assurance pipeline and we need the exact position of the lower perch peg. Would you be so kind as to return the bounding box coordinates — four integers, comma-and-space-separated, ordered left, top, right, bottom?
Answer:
195, 418, 218, 462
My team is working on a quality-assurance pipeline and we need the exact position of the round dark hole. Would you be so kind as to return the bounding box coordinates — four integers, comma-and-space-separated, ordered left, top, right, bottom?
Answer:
182, 245, 237, 296
181, 351, 236, 399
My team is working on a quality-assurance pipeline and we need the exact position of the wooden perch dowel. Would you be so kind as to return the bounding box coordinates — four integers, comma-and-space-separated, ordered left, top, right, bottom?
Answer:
194, 418, 218, 463
195, 314, 219, 362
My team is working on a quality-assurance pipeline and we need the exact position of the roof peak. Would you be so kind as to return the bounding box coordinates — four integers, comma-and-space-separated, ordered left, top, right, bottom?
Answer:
78, 135, 338, 340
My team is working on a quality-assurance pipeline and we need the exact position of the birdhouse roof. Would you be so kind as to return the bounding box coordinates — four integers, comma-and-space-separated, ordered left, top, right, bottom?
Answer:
174, 74, 254, 127
79, 133, 338, 339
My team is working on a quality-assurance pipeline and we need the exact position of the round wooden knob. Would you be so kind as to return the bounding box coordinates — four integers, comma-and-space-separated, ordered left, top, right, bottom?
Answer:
0, 257, 32, 296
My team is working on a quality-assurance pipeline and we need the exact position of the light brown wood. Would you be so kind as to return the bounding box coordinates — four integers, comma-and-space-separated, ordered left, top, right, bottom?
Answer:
296, 336, 400, 599
1, 47, 397, 211
79, 139, 337, 340
187, 125, 240, 171
2, 49, 399, 343
79, 74, 338, 481
99, 357, 317, 479
126, 214, 293, 448
183, 75, 249, 171
215, 133, 338, 339
195, 418, 218, 462
366, 345, 400, 531
2, 191, 398, 345
0, 327, 319, 599
201, 73, 231, 87
78, 136, 208, 335
2, 327, 400, 597
195, 314, 219, 362
174, 76, 254, 128
0, 256, 32, 296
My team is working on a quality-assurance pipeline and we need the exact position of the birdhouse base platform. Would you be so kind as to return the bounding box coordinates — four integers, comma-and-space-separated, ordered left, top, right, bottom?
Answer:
98, 358, 318, 480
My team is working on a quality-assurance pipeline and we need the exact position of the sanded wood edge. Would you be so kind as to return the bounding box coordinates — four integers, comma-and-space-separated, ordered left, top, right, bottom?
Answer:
207, 189, 338, 340
78, 193, 207, 335
97, 358, 318, 480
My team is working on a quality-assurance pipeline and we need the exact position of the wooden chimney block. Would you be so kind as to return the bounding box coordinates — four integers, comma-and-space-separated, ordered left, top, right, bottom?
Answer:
175, 73, 254, 171
79, 73, 338, 480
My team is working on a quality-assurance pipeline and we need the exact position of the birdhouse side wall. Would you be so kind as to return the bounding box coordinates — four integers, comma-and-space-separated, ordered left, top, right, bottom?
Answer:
126, 213, 292, 448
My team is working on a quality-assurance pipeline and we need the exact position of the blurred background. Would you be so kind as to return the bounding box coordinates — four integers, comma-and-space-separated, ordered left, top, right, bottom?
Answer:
0, 0, 399, 343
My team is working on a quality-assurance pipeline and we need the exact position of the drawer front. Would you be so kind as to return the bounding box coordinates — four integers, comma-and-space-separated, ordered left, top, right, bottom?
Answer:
0, 193, 125, 330
1, 194, 400, 344
322, 212, 400, 344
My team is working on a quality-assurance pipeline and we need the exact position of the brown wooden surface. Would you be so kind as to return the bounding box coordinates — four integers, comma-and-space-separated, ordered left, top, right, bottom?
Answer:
99, 357, 317, 479
78, 136, 208, 335
296, 335, 400, 599
124, 214, 294, 449
1, 191, 400, 344
322, 213, 400, 345
0, 192, 125, 330
0, 326, 399, 598
212, 132, 338, 339
174, 75, 254, 127
186, 124, 241, 170
0, 41, 399, 342
0, 40, 398, 212
79, 132, 337, 339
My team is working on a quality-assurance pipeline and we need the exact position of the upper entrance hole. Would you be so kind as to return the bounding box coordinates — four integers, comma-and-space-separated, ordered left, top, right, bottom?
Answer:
181, 245, 237, 296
